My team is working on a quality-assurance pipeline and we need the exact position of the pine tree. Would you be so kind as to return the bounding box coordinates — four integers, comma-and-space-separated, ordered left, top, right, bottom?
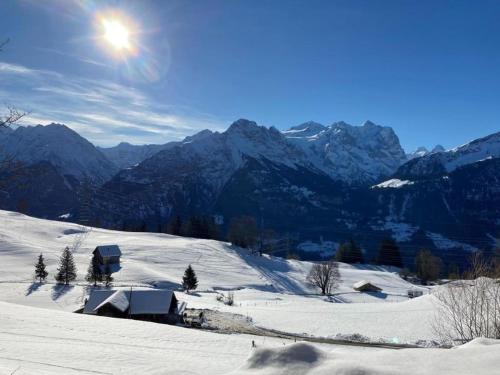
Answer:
377, 238, 403, 268
182, 264, 198, 292
415, 249, 441, 284
168, 215, 183, 236
227, 216, 258, 249
34, 253, 48, 283
54, 246, 77, 285
103, 264, 113, 287
85, 253, 102, 286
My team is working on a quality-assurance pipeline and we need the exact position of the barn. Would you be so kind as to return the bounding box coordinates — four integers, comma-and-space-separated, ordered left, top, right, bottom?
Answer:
353, 280, 383, 292
93, 245, 122, 273
83, 289, 186, 324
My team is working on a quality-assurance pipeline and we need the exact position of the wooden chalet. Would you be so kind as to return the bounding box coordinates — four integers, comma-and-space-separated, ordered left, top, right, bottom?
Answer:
83, 289, 186, 324
352, 280, 382, 292
93, 245, 122, 273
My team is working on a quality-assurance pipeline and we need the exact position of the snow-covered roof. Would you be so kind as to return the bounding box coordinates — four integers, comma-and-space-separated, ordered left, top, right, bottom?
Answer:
94, 245, 122, 257
83, 290, 115, 314
84, 289, 178, 315
352, 280, 381, 291
95, 290, 130, 313
128, 290, 176, 315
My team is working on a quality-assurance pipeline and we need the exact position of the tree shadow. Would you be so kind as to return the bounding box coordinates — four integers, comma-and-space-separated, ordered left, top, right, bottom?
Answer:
327, 295, 349, 303
51, 284, 74, 300
25, 282, 42, 296
150, 280, 181, 290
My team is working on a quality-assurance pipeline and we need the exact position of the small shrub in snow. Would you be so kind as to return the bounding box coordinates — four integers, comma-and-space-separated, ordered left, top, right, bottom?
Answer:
433, 253, 500, 343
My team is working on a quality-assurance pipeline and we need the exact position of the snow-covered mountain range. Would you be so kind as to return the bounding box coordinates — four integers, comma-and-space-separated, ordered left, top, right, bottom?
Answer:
0, 119, 498, 261
396, 131, 500, 179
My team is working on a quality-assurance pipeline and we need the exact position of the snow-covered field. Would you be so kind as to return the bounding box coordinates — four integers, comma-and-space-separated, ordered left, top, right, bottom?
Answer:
0, 210, 498, 374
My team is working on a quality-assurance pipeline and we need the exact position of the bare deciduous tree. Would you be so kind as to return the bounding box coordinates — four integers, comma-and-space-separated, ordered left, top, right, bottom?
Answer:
307, 260, 341, 295
0, 105, 26, 129
433, 252, 500, 344
0, 40, 28, 185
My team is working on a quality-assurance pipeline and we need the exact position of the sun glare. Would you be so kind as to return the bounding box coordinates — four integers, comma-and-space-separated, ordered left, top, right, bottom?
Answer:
102, 18, 131, 50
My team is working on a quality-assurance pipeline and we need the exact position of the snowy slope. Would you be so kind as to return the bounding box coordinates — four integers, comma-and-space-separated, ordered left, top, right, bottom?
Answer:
0, 124, 117, 183
0, 300, 295, 374
284, 120, 407, 183
1, 298, 498, 374
235, 339, 500, 375
5, 301, 497, 375
0, 210, 438, 344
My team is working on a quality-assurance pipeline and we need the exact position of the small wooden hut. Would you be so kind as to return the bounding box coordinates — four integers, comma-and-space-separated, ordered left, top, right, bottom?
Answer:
352, 280, 382, 292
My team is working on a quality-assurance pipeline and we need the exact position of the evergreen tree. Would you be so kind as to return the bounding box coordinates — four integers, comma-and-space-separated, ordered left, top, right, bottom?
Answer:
227, 216, 258, 249
415, 249, 441, 284
447, 262, 460, 280
377, 238, 403, 268
34, 253, 48, 283
85, 253, 102, 286
103, 264, 113, 287
335, 239, 364, 264
167, 215, 183, 236
54, 246, 77, 285
182, 264, 198, 292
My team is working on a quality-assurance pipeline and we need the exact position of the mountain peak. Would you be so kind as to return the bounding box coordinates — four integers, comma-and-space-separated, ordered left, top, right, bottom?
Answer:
227, 119, 259, 132
362, 120, 377, 128
432, 145, 445, 153
183, 129, 214, 143
0, 123, 117, 183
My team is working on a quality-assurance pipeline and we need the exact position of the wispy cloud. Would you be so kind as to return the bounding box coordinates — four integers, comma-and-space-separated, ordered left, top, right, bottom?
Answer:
0, 62, 228, 146
35, 47, 112, 69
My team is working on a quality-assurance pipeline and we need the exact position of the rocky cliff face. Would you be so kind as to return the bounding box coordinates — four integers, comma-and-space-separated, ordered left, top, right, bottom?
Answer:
284, 120, 407, 184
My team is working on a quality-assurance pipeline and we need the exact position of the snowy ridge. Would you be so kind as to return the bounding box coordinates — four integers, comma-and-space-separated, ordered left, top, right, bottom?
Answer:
98, 141, 174, 169
397, 131, 500, 178
406, 145, 445, 160
0, 123, 117, 183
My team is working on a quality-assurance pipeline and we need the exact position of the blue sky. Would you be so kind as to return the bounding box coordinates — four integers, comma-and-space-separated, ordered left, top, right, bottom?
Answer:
0, 0, 499, 149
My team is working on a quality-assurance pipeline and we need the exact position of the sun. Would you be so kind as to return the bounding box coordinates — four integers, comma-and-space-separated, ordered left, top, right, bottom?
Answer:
102, 18, 131, 50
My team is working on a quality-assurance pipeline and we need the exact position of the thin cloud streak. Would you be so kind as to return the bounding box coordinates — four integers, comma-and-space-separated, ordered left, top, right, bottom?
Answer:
0, 62, 228, 146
